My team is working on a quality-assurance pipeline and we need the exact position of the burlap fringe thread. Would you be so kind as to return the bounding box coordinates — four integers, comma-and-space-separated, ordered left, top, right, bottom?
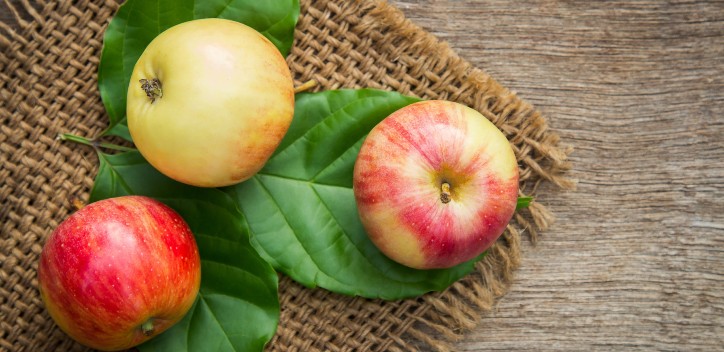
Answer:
0, 1, 574, 351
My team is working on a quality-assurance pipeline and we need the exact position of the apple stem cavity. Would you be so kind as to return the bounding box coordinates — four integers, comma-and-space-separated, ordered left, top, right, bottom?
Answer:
140, 78, 163, 103
57, 133, 136, 153
440, 182, 452, 204
141, 319, 155, 336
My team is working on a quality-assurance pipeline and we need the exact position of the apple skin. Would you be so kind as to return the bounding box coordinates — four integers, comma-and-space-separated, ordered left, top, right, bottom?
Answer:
353, 100, 519, 270
37, 196, 201, 351
127, 18, 295, 187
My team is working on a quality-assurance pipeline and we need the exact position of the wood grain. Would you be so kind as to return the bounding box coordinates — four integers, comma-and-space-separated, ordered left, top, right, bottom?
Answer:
388, 0, 724, 350
2, 0, 721, 350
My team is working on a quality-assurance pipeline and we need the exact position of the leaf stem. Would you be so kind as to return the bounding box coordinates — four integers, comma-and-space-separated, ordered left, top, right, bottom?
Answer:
96, 141, 136, 152
57, 133, 136, 152
516, 196, 534, 210
294, 79, 318, 94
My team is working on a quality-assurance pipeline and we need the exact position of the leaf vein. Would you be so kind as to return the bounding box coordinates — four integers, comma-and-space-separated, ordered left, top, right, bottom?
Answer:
253, 175, 348, 288
310, 184, 419, 285
198, 296, 235, 350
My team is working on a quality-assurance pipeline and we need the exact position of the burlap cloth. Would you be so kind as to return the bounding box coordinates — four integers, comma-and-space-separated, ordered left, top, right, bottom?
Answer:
0, 0, 573, 351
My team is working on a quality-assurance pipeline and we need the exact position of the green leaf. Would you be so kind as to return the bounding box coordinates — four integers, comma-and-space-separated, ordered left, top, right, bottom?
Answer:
90, 151, 279, 352
97, 0, 300, 139
140, 235, 279, 352
516, 196, 533, 210
102, 118, 132, 142
226, 89, 482, 300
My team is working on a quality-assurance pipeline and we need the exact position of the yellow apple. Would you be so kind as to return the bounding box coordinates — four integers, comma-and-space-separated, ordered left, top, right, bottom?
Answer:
127, 18, 294, 187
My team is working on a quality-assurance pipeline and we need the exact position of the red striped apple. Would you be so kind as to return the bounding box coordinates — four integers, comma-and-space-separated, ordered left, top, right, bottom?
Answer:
353, 100, 519, 269
127, 18, 294, 187
38, 196, 201, 351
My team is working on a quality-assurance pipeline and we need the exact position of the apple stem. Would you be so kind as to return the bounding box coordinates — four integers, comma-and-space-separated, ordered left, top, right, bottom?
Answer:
140, 78, 163, 103
440, 182, 452, 204
57, 133, 136, 152
294, 79, 318, 94
141, 319, 155, 336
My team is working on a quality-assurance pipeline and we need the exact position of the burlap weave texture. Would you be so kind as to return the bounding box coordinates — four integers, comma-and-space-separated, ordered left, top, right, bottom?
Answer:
0, 1, 572, 351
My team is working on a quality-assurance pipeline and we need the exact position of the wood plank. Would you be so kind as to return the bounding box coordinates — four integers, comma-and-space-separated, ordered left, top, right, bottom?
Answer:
389, 0, 724, 350
2, 0, 721, 350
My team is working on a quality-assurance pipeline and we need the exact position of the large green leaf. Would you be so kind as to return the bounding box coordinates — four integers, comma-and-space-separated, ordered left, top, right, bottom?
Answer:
226, 89, 483, 300
90, 151, 279, 352
97, 0, 300, 140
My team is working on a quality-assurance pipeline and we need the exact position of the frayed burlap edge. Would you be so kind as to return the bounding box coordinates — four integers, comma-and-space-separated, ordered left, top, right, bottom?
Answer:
1, 1, 574, 351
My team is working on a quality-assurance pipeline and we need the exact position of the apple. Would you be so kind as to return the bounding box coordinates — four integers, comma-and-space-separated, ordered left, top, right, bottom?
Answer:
353, 100, 519, 270
127, 18, 295, 187
37, 196, 201, 351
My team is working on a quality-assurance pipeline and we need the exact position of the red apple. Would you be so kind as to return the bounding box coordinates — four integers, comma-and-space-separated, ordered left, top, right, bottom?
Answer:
37, 196, 201, 351
353, 100, 519, 269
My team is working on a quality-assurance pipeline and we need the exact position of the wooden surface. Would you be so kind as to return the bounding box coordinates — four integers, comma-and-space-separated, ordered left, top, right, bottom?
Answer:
2, 1, 722, 351
387, 0, 724, 350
